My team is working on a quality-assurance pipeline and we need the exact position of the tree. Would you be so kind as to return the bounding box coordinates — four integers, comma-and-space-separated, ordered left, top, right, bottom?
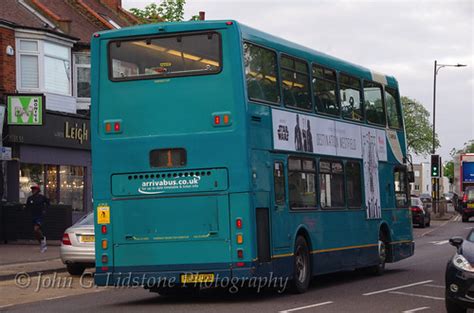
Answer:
401, 96, 440, 156
129, 0, 199, 23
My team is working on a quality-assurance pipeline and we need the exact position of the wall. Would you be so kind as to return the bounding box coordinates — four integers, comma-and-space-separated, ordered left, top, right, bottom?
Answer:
0, 26, 16, 99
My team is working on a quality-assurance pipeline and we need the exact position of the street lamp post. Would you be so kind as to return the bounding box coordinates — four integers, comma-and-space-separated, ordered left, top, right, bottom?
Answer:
432, 60, 467, 215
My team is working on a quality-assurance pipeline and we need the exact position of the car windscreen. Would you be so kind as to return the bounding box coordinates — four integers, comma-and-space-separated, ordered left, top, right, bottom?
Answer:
109, 32, 221, 81
75, 213, 94, 226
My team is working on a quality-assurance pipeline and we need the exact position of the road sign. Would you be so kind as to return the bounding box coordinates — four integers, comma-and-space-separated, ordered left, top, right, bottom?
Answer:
6, 94, 44, 125
0, 147, 12, 161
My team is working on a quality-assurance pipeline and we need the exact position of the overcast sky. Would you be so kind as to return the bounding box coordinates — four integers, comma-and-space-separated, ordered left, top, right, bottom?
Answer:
123, 0, 473, 163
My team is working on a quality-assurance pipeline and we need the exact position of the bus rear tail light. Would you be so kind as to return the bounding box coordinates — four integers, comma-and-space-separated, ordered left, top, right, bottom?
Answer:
105, 123, 112, 133
62, 233, 71, 245
237, 249, 243, 259
102, 254, 108, 264
114, 122, 121, 132
410, 206, 422, 213
463, 193, 468, 203
223, 115, 230, 124
214, 115, 221, 125
101, 225, 107, 234
102, 239, 108, 250
236, 262, 244, 267
236, 218, 242, 229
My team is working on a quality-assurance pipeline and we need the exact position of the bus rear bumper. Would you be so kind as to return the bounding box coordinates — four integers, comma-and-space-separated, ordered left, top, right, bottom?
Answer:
94, 265, 265, 287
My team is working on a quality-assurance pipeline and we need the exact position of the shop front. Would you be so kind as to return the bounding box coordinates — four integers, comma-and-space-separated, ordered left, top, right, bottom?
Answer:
5, 110, 91, 225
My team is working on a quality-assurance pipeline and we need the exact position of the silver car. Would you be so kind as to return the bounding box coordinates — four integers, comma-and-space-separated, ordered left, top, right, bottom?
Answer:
60, 212, 95, 275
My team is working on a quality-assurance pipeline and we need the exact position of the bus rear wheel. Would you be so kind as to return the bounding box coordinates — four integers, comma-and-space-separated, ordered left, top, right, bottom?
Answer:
289, 236, 311, 294
366, 231, 387, 275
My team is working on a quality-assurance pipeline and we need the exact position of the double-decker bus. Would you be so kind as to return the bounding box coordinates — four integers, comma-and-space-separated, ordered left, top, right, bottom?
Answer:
91, 20, 414, 293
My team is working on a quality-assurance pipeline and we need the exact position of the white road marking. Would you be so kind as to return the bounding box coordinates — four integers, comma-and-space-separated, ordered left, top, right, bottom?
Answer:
279, 301, 334, 312
363, 280, 433, 296
0, 304, 14, 310
402, 307, 430, 313
429, 240, 449, 245
389, 291, 444, 301
419, 215, 457, 237
45, 295, 68, 301
424, 284, 445, 289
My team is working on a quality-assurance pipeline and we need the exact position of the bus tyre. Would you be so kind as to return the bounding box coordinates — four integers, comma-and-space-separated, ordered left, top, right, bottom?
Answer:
289, 236, 311, 294
367, 232, 387, 276
446, 296, 466, 313
66, 263, 85, 276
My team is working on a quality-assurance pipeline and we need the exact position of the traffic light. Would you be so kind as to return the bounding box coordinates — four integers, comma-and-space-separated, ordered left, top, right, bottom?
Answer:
431, 154, 440, 177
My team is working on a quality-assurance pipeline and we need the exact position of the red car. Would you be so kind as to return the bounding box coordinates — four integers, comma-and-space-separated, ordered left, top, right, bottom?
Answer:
410, 196, 431, 228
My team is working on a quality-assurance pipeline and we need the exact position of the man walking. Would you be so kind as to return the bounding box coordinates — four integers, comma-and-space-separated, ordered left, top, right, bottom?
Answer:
26, 185, 49, 253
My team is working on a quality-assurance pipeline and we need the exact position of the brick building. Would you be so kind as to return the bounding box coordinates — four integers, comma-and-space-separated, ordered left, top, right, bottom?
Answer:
0, 0, 137, 228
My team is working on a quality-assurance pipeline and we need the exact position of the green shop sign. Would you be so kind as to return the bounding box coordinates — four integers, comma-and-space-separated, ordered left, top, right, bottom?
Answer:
7, 94, 44, 125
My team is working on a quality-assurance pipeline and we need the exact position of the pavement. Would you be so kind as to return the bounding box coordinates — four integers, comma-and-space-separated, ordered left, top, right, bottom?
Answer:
0, 242, 65, 282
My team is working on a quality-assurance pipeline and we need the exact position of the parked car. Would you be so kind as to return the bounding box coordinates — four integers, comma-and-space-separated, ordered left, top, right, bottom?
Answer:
444, 192, 459, 209
419, 193, 432, 204
460, 187, 474, 222
446, 231, 474, 312
60, 212, 95, 275
410, 196, 430, 228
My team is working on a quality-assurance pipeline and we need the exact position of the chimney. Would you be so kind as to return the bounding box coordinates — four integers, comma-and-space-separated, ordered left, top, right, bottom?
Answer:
100, 0, 122, 11
199, 11, 205, 21
57, 20, 72, 34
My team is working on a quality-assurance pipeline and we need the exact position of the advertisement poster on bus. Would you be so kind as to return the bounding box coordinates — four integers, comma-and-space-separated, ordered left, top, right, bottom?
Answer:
361, 127, 382, 219
272, 108, 386, 219
272, 108, 387, 161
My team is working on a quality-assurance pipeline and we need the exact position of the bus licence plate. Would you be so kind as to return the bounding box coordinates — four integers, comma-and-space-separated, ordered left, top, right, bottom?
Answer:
180, 273, 214, 283
80, 235, 95, 243
468, 203, 474, 209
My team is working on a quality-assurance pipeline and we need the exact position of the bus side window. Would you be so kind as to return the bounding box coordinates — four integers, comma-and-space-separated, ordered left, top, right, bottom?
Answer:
273, 162, 286, 206
394, 167, 409, 208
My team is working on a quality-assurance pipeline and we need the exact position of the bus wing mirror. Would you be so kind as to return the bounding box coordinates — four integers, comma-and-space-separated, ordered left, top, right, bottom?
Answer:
407, 171, 415, 183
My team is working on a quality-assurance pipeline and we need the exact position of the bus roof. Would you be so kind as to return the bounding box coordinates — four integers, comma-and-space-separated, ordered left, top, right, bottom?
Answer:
92, 20, 399, 88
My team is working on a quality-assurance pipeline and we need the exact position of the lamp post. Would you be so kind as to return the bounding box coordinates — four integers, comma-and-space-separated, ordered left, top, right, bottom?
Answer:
432, 60, 467, 215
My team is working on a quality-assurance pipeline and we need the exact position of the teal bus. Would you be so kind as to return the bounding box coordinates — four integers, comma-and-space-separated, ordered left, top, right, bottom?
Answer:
91, 20, 414, 293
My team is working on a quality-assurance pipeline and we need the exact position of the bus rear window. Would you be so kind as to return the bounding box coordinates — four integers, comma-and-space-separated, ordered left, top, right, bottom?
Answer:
109, 32, 221, 81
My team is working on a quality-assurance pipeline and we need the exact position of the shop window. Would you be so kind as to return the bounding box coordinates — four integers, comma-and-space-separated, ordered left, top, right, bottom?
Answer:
60, 166, 85, 212
19, 163, 44, 203
45, 165, 59, 204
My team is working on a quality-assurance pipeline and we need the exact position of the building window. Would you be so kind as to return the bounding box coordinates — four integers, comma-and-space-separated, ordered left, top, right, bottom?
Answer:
74, 53, 91, 108
288, 157, 316, 209
18, 40, 40, 89
319, 160, 345, 208
19, 163, 85, 212
17, 38, 72, 95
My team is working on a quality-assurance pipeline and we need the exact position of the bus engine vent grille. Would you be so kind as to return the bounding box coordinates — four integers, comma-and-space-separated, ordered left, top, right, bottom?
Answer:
127, 171, 212, 180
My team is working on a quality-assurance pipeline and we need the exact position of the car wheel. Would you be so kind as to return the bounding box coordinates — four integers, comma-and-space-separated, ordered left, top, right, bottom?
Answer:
289, 236, 311, 294
446, 295, 466, 313
462, 215, 468, 223
419, 217, 426, 228
366, 231, 387, 275
66, 263, 85, 276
